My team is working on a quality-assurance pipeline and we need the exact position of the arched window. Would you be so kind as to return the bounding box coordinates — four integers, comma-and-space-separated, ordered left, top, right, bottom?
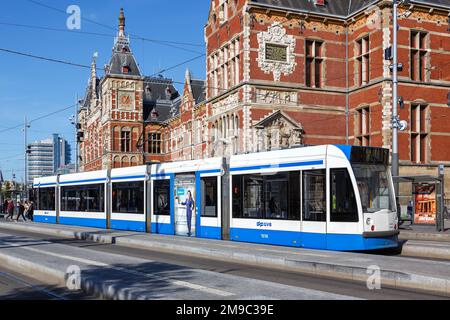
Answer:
113, 127, 120, 152
113, 156, 120, 168
122, 156, 130, 168
131, 127, 139, 152
130, 156, 137, 167
234, 115, 239, 154
120, 127, 131, 152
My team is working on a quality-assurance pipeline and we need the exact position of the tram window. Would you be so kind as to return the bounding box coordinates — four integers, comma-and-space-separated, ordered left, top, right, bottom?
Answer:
112, 181, 144, 214
61, 184, 105, 213
201, 177, 218, 217
288, 172, 301, 220
38, 187, 56, 211
302, 170, 326, 222
232, 172, 300, 220
243, 175, 264, 219
330, 169, 359, 222
154, 180, 170, 216
232, 175, 243, 218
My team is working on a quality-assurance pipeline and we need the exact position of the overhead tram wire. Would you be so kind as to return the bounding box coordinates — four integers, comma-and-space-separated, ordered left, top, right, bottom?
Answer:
3, 45, 450, 116
0, 22, 204, 48
22, 0, 205, 54
0, 104, 76, 135
0, 22, 203, 55
2, 44, 450, 132
0, 48, 92, 70
3, 44, 450, 102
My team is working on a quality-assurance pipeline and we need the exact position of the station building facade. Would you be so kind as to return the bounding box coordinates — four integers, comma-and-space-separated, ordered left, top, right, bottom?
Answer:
78, 1, 450, 199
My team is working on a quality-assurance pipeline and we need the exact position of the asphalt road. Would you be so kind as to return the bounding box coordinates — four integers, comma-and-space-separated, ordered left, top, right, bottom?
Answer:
0, 264, 95, 300
0, 227, 448, 300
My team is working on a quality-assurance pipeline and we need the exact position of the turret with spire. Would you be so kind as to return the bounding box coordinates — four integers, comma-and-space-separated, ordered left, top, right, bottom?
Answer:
118, 8, 125, 37
106, 8, 141, 77
90, 52, 99, 106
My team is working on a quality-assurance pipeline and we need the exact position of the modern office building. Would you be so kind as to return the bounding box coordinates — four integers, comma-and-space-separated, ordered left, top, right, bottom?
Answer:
27, 134, 71, 185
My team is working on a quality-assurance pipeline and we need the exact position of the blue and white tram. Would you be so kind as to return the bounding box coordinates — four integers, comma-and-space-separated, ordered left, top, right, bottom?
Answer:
229, 145, 399, 251
110, 165, 148, 232
58, 170, 108, 228
33, 176, 58, 224
150, 157, 223, 239
32, 145, 399, 251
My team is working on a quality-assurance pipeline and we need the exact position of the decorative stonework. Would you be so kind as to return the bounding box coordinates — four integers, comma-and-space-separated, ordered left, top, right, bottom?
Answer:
399, 8, 448, 24
253, 13, 345, 34
255, 88, 297, 105
212, 92, 240, 116
257, 23, 297, 81
254, 111, 303, 152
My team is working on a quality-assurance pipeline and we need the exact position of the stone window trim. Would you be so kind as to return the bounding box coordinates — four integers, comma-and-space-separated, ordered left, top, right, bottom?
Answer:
147, 132, 162, 154
354, 104, 371, 147
410, 30, 429, 83
120, 127, 132, 153
410, 101, 430, 164
305, 39, 324, 88
208, 36, 241, 97
355, 34, 370, 86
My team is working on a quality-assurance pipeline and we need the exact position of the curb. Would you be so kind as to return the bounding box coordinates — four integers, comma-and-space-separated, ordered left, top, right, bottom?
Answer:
400, 232, 450, 243
1, 222, 450, 296
400, 243, 450, 260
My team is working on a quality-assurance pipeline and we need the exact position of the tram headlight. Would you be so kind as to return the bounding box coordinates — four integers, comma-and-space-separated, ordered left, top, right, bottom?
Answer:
366, 218, 372, 226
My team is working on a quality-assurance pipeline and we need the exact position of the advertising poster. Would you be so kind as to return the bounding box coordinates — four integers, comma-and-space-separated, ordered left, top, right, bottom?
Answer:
414, 184, 437, 225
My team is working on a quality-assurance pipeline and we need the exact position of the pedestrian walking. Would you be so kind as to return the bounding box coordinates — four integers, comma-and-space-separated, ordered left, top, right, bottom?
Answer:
24, 201, 30, 222
5, 200, 14, 220
16, 201, 26, 222
2, 199, 7, 214
27, 201, 34, 221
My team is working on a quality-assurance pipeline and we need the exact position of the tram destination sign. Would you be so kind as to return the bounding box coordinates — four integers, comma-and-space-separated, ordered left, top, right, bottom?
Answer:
350, 147, 389, 165
265, 43, 288, 62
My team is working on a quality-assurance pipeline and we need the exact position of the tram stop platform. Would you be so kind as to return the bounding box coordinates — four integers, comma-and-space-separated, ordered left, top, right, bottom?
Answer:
0, 220, 450, 297
399, 220, 450, 241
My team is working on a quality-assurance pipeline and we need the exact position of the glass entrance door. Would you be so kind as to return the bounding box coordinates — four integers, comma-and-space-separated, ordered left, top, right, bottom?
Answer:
174, 174, 196, 237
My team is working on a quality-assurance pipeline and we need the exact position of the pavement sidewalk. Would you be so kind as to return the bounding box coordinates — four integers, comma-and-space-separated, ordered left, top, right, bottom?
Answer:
399, 220, 450, 242
0, 221, 450, 296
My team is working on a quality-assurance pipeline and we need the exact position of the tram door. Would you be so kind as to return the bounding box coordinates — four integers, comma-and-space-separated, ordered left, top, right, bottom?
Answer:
174, 174, 196, 237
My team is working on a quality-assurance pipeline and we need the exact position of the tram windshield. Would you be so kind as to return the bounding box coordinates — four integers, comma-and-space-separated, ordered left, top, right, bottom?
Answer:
352, 164, 395, 213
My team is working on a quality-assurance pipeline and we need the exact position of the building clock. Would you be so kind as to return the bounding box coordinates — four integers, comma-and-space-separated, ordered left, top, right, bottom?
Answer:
118, 91, 135, 110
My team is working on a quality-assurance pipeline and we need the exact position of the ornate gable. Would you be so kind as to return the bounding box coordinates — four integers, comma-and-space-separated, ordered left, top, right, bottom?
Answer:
254, 110, 303, 151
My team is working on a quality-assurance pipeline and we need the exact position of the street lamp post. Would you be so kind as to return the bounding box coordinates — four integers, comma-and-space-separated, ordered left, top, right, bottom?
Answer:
23, 116, 30, 200
392, 0, 400, 200
70, 97, 80, 173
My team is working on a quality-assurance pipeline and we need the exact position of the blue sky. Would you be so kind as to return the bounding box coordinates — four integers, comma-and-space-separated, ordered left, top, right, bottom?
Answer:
0, 0, 209, 181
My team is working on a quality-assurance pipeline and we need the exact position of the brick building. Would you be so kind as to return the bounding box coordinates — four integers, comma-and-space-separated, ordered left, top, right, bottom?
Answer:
202, 0, 450, 196
78, 9, 181, 171
79, 2, 450, 197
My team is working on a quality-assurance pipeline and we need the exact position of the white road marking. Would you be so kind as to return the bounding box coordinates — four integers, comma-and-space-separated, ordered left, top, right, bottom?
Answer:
0, 239, 234, 297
